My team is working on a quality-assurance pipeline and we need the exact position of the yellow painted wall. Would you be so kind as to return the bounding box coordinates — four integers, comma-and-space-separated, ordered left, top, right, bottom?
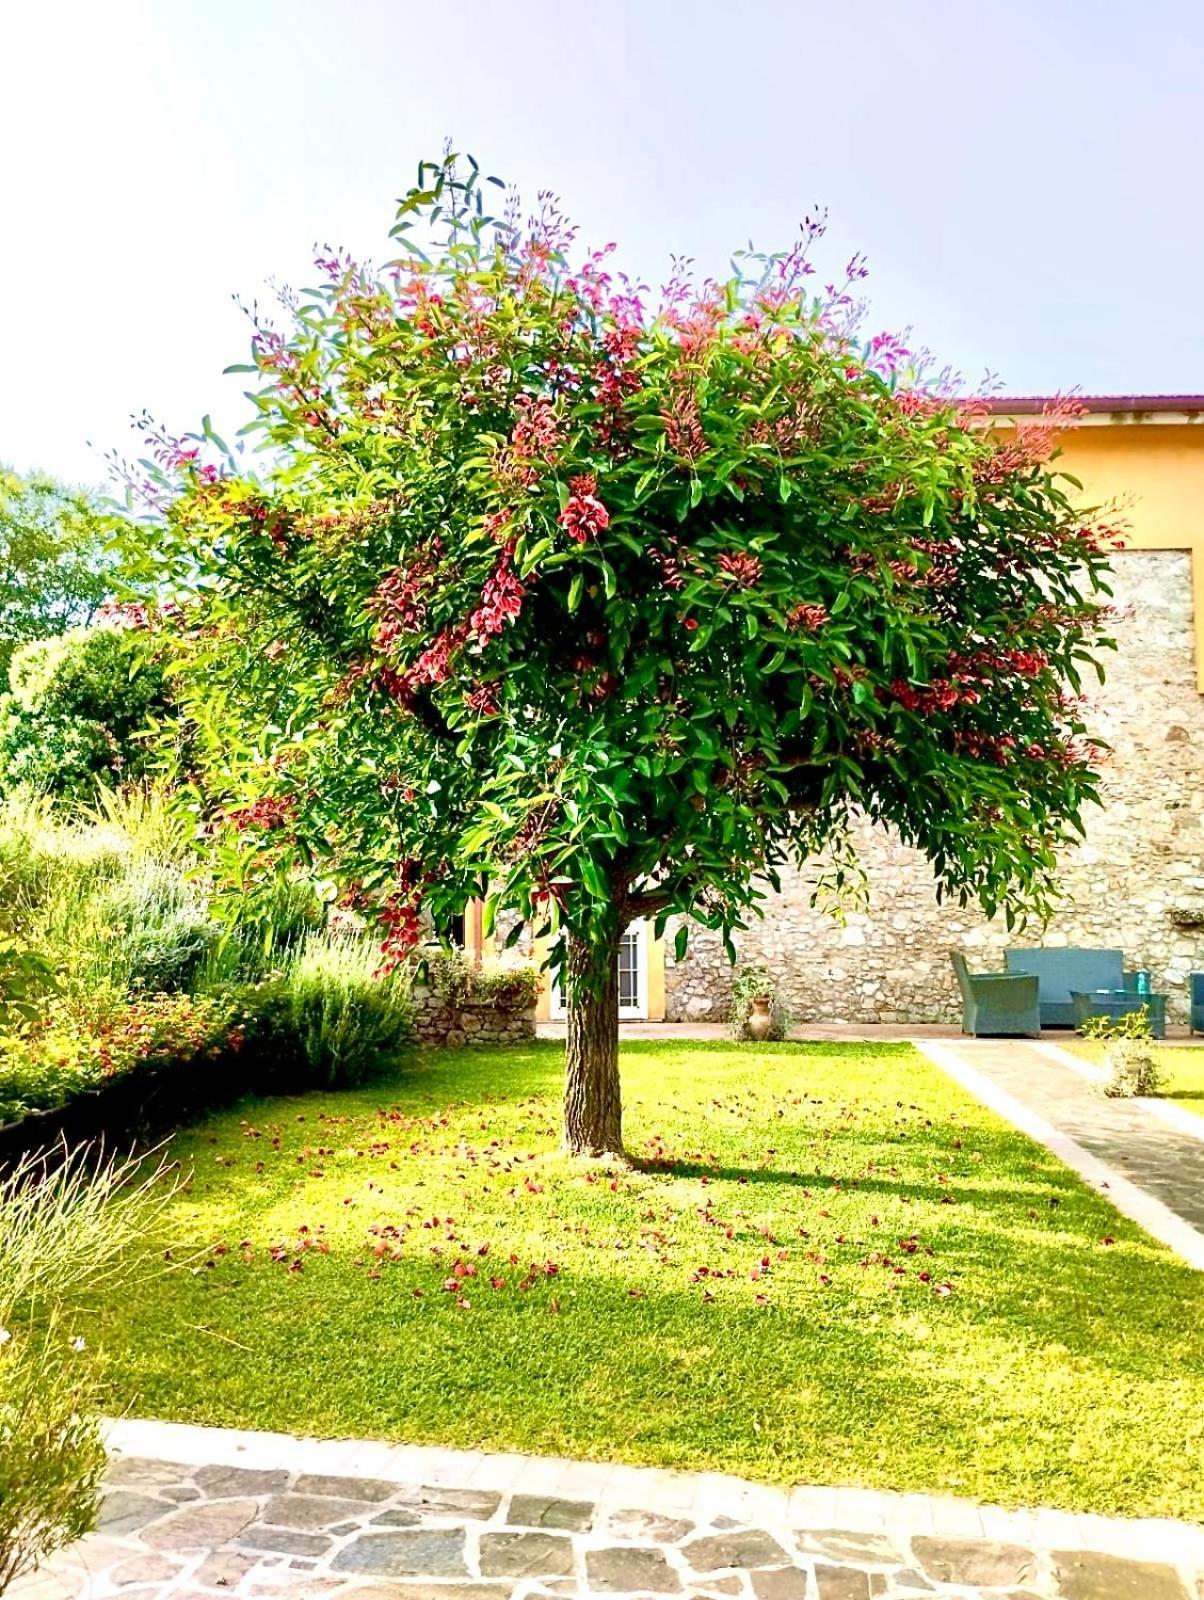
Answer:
646, 927, 666, 1022
1034, 420, 1204, 688
1051, 424, 1204, 552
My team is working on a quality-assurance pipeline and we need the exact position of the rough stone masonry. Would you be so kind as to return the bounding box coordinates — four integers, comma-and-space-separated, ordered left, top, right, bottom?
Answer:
666, 553, 1204, 1026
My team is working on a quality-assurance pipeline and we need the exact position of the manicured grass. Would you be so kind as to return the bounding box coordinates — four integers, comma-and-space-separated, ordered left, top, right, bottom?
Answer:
94, 1041, 1204, 1519
1066, 1039, 1204, 1118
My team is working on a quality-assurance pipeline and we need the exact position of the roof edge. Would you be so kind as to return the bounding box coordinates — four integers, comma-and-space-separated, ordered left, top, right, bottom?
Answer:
982, 395, 1204, 416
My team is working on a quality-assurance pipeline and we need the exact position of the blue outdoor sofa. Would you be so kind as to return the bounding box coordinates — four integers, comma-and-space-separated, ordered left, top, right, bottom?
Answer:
950, 952, 1041, 1038
1004, 947, 1126, 1029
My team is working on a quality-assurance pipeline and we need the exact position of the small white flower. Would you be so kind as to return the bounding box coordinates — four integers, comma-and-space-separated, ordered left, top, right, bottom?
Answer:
0, 1328, 10, 1346
70, 1335, 86, 1353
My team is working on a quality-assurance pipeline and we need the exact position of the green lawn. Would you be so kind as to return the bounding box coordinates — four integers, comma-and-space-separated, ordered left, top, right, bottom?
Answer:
96, 1041, 1204, 1519
1066, 1040, 1204, 1118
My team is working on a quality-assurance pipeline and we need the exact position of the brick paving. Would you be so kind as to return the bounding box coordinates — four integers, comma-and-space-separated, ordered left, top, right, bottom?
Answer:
10, 1423, 1204, 1600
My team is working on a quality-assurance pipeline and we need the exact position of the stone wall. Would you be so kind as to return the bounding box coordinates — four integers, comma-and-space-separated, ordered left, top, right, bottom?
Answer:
411, 984, 536, 1047
666, 552, 1204, 1026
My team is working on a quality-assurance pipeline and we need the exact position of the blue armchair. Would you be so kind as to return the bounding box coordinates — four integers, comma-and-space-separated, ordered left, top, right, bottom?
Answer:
1004, 947, 1125, 1028
950, 952, 1041, 1038
1191, 973, 1204, 1035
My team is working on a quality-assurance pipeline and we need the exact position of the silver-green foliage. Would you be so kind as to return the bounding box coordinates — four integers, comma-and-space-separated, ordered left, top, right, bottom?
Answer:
0, 1146, 175, 1595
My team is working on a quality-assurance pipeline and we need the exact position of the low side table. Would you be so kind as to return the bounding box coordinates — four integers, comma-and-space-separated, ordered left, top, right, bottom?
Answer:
1070, 989, 1167, 1040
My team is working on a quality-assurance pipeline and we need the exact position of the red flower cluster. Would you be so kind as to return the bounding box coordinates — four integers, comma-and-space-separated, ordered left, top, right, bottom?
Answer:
243, 499, 292, 553
511, 395, 561, 464
376, 863, 427, 973
465, 682, 500, 716
1078, 521, 1128, 553
596, 326, 642, 450
481, 510, 513, 544
227, 795, 296, 831
953, 730, 1018, 764
470, 546, 526, 642
661, 378, 706, 460
557, 475, 610, 543
371, 556, 439, 650
96, 600, 151, 631
648, 540, 699, 591
717, 551, 762, 588
786, 602, 829, 632
890, 678, 981, 714
948, 646, 1048, 679
378, 895, 424, 973
410, 625, 469, 689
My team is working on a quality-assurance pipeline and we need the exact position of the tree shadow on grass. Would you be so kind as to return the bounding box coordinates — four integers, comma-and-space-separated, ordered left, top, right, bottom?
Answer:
98, 1187, 1204, 1514
626, 1153, 1085, 1213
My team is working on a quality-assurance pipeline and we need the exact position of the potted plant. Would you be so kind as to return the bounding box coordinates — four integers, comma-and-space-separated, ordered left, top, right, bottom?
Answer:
729, 965, 791, 1043
1079, 1006, 1162, 1097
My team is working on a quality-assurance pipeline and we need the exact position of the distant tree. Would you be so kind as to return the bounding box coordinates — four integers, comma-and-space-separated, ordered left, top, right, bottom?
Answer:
137, 154, 1117, 1157
0, 624, 167, 802
0, 469, 121, 672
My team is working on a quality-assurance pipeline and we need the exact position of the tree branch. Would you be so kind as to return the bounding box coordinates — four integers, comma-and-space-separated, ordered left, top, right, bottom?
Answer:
624, 890, 674, 921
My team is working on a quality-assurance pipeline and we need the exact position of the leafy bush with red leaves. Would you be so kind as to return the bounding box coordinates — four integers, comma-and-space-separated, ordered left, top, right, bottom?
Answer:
0, 990, 235, 1128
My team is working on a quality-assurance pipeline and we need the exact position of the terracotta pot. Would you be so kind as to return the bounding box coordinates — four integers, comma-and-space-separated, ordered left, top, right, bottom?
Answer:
745, 994, 774, 1042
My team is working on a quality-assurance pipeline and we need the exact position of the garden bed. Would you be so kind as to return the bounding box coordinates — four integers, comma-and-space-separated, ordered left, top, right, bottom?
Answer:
88, 1039, 1204, 1520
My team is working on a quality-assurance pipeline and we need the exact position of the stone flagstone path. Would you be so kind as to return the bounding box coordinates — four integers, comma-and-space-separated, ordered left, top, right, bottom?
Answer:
9, 1419, 1204, 1600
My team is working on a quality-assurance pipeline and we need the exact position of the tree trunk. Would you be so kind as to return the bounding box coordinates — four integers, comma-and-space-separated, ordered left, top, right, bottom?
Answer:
563, 923, 624, 1158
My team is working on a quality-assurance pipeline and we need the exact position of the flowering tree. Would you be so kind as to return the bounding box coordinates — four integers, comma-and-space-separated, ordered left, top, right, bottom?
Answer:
138, 154, 1115, 1156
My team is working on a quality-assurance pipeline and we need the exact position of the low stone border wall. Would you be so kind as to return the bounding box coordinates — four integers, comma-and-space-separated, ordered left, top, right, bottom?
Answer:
411, 984, 536, 1048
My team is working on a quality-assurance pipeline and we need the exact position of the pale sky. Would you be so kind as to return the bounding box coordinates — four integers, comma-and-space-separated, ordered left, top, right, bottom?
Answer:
4, 0, 1202, 486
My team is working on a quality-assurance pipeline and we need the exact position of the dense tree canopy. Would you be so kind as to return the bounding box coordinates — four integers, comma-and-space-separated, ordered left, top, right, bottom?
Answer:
133, 154, 1117, 1153
0, 624, 167, 802
0, 469, 121, 671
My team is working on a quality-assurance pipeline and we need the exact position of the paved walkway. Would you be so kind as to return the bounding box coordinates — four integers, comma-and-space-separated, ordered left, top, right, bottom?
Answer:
535, 1022, 1204, 1044
11, 1419, 1204, 1600
917, 1039, 1204, 1268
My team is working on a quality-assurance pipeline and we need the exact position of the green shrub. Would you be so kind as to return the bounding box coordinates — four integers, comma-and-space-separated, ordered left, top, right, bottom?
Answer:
0, 793, 124, 940
234, 933, 413, 1091
425, 948, 540, 1011
0, 790, 412, 1129
1101, 1039, 1162, 1098
0, 1145, 175, 1594
0, 990, 235, 1128
0, 627, 167, 803
1079, 1005, 1155, 1041
1078, 1007, 1163, 1098
193, 876, 324, 993
0, 937, 58, 1030
0, 1322, 107, 1595
99, 862, 216, 993
0, 465, 123, 677
0, 787, 318, 1008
